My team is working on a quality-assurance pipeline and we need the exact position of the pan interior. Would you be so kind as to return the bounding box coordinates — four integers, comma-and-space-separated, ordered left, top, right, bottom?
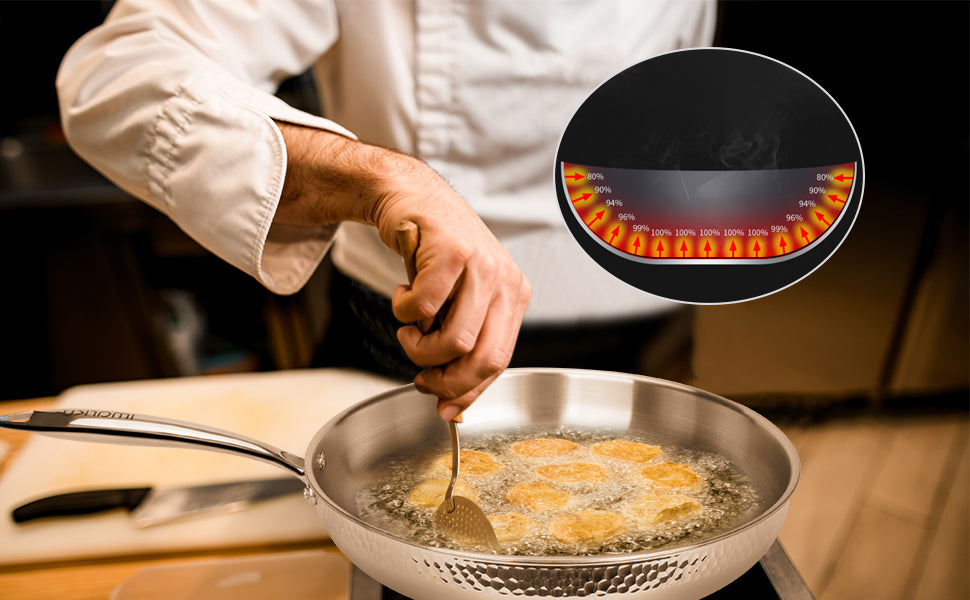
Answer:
308, 369, 798, 553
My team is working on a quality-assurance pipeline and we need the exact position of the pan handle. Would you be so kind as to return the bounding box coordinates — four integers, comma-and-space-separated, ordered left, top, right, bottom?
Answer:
0, 409, 306, 478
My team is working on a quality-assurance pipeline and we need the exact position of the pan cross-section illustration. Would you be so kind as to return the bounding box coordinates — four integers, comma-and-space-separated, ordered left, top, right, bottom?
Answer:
555, 48, 864, 303
562, 161, 857, 263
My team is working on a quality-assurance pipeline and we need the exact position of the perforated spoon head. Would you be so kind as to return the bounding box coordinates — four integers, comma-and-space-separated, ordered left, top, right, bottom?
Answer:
433, 419, 499, 548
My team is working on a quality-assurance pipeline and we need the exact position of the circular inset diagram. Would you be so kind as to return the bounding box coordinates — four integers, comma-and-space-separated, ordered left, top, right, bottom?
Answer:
555, 48, 864, 304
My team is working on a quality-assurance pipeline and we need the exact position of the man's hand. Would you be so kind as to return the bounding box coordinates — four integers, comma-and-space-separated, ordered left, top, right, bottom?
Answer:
273, 122, 531, 420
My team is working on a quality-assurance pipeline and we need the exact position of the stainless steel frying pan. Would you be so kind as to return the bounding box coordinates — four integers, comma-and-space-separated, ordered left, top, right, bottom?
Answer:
0, 369, 799, 599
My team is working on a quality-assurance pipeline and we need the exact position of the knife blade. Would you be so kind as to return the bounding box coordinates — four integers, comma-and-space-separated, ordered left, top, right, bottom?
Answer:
12, 477, 306, 527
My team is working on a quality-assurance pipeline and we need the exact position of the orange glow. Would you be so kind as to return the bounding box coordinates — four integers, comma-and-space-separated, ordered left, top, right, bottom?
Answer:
830, 164, 854, 190
570, 185, 596, 204
723, 238, 743, 258
824, 188, 847, 209
586, 207, 611, 231
675, 237, 693, 258
811, 207, 834, 231
564, 164, 589, 187
771, 233, 791, 256
628, 234, 646, 256
603, 222, 625, 248
567, 160, 856, 261
699, 238, 717, 258
747, 237, 767, 258
795, 222, 821, 247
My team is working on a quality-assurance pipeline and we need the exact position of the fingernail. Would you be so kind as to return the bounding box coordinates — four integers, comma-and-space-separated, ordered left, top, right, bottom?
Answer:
439, 404, 461, 422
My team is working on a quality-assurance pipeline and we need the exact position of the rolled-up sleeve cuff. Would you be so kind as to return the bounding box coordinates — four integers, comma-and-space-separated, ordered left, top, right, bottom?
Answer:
252, 95, 354, 295
146, 77, 356, 295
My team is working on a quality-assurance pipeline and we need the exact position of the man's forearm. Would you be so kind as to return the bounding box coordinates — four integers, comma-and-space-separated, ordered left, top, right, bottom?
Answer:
273, 121, 417, 234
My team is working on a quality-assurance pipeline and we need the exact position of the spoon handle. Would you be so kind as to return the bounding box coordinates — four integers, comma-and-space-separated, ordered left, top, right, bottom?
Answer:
444, 419, 461, 501
395, 220, 438, 334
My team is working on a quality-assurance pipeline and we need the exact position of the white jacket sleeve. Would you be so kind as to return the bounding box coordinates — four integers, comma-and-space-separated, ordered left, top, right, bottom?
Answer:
56, 0, 355, 294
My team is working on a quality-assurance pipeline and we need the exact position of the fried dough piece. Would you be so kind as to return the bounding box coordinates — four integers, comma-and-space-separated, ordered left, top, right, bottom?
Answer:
429, 449, 503, 478
506, 481, 575, 512
511, 438, 579, 460
534, 462, 608, 485
550, 510, 627, 545
487, 512, 537, 543
621, 495, 702, 527
637, 462, 704, 491
591, 440, 663, 463
409, 478, 479, 508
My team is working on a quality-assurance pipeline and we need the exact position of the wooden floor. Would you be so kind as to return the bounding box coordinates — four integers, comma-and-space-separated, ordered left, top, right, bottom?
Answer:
776, 409, 969, 600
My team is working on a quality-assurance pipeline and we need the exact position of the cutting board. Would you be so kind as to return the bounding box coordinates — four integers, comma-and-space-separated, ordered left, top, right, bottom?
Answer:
0, 369, 403, 566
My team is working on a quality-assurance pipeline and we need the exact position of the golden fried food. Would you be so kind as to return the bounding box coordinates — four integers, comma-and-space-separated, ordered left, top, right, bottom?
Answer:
534, 462, 608, 485
408, 478, 479, 508
487, 512, 537, 543
506, 481, 575, 512
511, 438, 579, 460
591, 440, 663, 463
550, 510, 627, 545
637, 462, 704, 491
621, 494, 702, 527
429, 449, 503, 478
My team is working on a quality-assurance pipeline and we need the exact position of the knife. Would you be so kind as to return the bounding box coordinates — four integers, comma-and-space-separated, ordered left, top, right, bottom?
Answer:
12, 477, 305, 527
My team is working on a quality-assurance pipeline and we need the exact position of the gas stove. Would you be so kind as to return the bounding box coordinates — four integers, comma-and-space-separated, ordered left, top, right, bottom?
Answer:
349, 540, 813, 600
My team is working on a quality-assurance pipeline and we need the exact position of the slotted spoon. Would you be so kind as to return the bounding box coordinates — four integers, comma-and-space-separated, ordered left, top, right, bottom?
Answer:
396, 220, 499, 548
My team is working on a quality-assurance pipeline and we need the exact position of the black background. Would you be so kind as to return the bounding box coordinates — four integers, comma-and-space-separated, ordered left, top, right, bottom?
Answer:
558, 49, 861, 171
715, 0, 967, 201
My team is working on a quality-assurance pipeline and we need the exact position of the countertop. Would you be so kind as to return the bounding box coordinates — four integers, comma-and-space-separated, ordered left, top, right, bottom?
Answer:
0, 397, 350, 600
0, 368, 404, 599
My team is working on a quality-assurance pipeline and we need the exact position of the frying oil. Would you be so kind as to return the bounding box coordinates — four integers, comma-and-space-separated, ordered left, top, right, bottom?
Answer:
356, 429, 760, 556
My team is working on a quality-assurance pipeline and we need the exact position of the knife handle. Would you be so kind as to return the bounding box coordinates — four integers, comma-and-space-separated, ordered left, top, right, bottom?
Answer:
12, 487, 151, 523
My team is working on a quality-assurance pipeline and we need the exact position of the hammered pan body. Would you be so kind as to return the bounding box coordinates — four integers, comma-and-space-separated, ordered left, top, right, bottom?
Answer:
304, 369, 800, 599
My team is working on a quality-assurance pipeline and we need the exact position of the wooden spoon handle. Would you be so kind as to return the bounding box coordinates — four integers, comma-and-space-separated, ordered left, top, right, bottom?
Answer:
395, 221, 462, 422
395, 220, 421, 285
395, 220, 438, 334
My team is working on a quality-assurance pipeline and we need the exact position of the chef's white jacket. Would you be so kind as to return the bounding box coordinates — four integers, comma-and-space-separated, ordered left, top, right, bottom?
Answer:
57, 0, 715, 324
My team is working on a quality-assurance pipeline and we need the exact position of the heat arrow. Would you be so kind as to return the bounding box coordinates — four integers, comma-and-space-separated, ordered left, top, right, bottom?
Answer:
608, 226, 620, 245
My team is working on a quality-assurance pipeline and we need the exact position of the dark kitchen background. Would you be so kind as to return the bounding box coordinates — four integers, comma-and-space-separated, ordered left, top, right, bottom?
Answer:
1, 0, 964, 407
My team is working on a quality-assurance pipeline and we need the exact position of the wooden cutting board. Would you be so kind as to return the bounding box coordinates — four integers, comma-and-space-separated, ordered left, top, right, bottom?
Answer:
0, 369, 403, 566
